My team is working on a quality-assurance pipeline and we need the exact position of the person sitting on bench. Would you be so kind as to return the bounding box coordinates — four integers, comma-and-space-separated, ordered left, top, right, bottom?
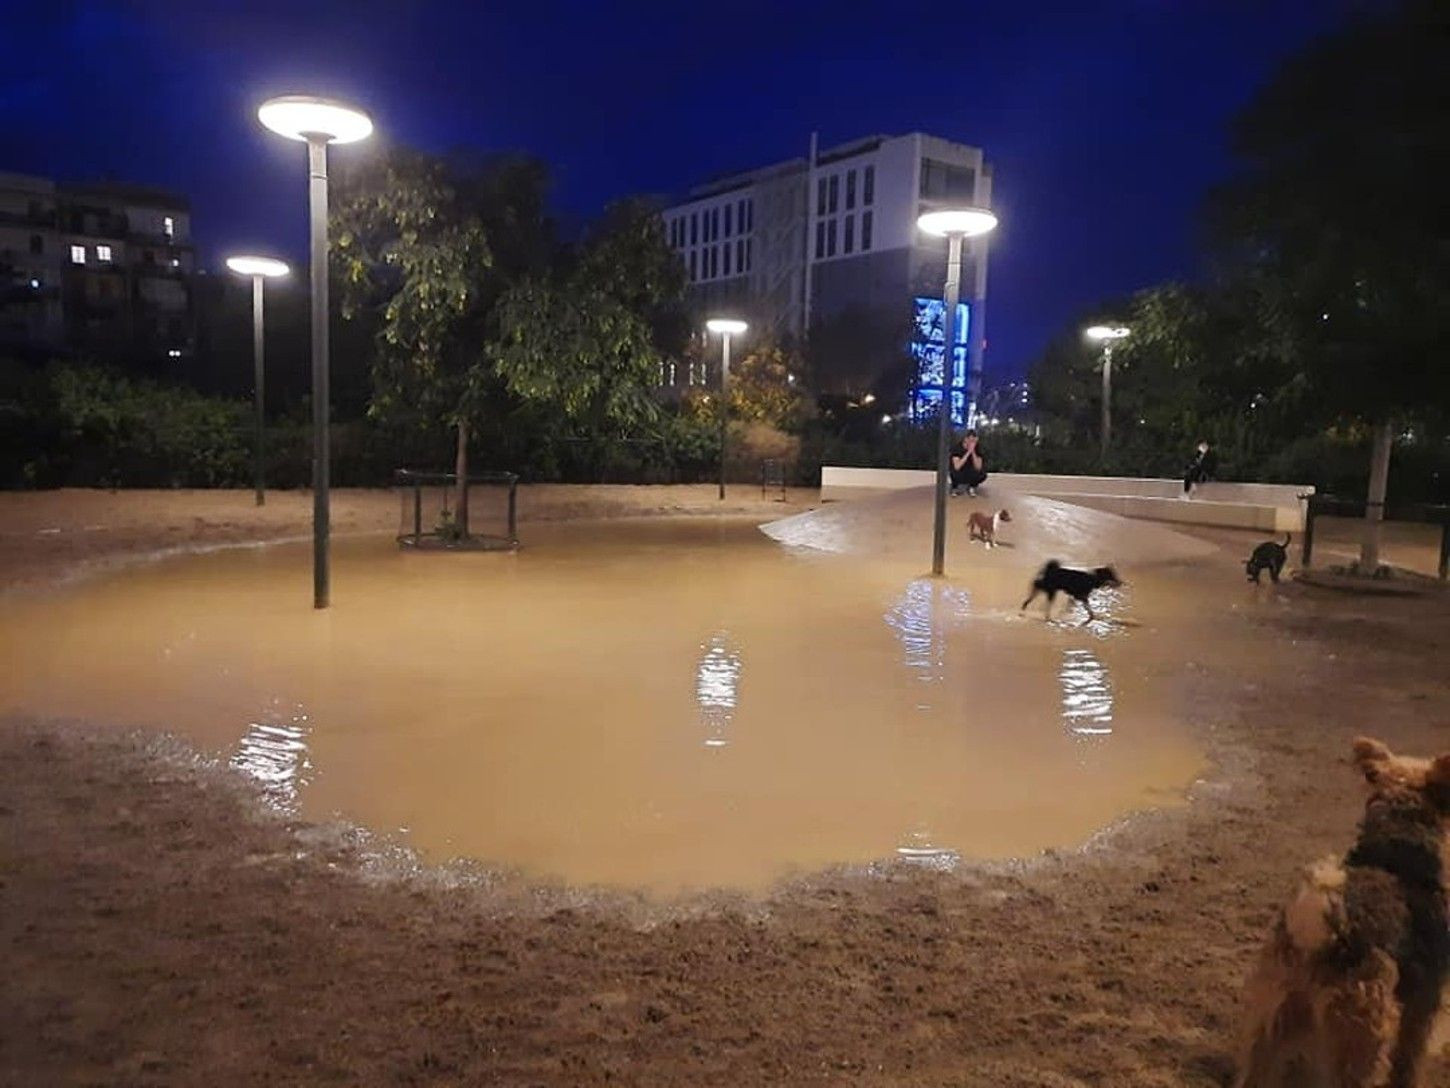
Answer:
1182, 439, 1217, 497
950, 430, 987, 496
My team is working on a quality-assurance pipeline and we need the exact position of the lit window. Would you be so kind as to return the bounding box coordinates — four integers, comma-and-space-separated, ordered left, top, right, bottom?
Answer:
167, 349, 181, 358
844, 215, 854, 254
846, 170, 856, 209
864, 166, 875, 206
97, 244, 113, 262
862, 210, 873, 250
70, 245, 85, 264
163, 215, 175, 238
171, 258, 180, 268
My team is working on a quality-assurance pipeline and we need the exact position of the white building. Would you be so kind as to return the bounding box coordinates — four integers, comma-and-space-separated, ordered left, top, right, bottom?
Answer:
661, 132, 993, 417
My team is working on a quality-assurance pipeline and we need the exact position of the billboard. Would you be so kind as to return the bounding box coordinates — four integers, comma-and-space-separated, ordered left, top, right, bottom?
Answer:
909, 296, 970, 425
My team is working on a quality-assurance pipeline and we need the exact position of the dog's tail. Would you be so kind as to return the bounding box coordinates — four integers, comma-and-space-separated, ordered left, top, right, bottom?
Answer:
1281, 533, 1292, 549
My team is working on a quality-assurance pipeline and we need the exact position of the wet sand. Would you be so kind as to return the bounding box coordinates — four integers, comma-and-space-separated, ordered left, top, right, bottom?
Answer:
3, 487, 1450, 1086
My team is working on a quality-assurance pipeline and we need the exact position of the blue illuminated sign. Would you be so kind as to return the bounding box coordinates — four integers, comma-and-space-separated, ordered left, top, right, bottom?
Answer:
909, 296, 970, 425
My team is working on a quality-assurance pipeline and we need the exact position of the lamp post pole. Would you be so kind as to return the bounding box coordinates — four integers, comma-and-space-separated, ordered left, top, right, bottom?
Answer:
259, 94, 371, 610
931, 232, 964, 577
227, 256, 288, 508
1100, 340, 1113, 462
718, 330, 731, 501
251, 274, 266, 505
306, 134, 331, 609
1085, 326, 1129, 465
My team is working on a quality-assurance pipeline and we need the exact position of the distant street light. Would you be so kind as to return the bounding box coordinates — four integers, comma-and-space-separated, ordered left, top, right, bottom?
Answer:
706, 318, 748, 500
917, 207, 999, 576
258, 95, 372, 609
1085, 325, 1130, 461
225, 255, 289, 506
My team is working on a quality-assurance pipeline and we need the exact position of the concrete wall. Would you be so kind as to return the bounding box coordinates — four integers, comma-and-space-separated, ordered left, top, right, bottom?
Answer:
819, 466, 1311, 532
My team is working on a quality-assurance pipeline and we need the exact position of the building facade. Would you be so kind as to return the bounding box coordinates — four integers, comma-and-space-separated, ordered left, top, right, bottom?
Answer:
0, 171, 195, 369
660, 133, 993, 419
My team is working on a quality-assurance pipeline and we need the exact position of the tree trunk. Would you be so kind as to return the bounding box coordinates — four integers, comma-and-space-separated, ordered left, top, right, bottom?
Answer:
454, 418, 469, 539
1359, 419, 1393, 574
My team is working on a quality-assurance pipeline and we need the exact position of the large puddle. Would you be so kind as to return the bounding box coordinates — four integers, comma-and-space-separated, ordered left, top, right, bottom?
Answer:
1, 517, 1205, 893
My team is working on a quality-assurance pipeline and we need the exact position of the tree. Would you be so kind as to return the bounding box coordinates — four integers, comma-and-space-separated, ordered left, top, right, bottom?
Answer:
1212, 0, 1450, 571
728, 342, 811, 431
491, 200, 685, 456
332, 149, 553, 532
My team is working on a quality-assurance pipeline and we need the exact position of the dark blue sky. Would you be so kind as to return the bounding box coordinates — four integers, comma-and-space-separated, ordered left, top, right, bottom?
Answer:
3, 0, 1359, 379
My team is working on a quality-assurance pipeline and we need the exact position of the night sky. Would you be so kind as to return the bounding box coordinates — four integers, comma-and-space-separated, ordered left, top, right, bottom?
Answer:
3, 0, 1359, 380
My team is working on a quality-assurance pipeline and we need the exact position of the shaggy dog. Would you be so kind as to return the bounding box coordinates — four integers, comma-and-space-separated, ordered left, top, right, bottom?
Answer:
1020, 560, 1122, 623
967, 508, 1012, 548
1247, 534, 1293, 584
1235, 737, 1450, 1087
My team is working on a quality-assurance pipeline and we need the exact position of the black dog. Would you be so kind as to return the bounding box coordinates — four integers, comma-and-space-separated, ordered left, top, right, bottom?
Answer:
1245, 534, 1291, 584
1021, 560, 1122, 622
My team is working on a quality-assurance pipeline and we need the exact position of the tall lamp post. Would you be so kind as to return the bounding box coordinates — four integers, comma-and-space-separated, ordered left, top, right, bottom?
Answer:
706, 318, 748, 500
225, 255, 289, 506
258, 96, 372, 609
916, 208, 998, 576
1085, 325, 1130, 462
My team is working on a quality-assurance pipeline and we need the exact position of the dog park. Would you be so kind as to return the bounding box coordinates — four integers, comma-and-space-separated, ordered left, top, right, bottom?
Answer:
5, 4, 1450, 1086
3, 476, 1449, 1086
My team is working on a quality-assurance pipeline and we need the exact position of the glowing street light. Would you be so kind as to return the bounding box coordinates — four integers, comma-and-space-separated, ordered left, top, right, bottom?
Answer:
225, 255, 289, 506
917, 206, 998, 576
1085, 325, 1130, 460
706, 318, 748, 500
258, 95, 372, 609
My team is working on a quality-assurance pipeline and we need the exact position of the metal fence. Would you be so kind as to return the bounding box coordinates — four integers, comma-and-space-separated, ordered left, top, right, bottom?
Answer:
1301, 494, 1450, 579
394, 469, 519, 551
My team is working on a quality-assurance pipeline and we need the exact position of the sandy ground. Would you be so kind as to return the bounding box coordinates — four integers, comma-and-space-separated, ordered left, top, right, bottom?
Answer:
3, 488, 1450, 1087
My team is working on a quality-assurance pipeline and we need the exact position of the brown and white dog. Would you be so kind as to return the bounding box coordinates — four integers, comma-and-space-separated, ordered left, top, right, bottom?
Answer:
1235, 737, 1450, 1087
967, 508, 1012, 548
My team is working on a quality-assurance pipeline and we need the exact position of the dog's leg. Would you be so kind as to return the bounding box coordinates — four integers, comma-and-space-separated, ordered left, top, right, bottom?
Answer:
1021, 588, 1039, 611
1082, 598, 1096, 624
1045, 590, 1058, 619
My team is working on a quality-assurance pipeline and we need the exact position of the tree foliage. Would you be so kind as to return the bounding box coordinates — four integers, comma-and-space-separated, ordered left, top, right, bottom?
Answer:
728, 342, 812, 431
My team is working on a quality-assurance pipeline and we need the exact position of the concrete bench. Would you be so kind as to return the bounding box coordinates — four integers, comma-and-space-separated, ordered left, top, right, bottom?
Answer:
819, 466, 1312, 533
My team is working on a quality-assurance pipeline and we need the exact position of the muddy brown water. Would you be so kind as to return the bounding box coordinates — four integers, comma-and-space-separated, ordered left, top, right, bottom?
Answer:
2, 516, 1217, 893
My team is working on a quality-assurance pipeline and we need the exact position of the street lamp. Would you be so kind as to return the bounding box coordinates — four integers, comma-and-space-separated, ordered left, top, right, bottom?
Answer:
1085, 325, 1130, 461
917, 207, 998, 576
258, 95, 372, 609
225, 255, 289, 507
705, 318, 748, 500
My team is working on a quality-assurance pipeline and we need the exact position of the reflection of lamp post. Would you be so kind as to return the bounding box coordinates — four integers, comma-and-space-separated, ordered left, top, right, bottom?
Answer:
225, 256, 289, 506
917, 208, 998, 576
1085, 325, 1130, 461
706, 318, 747, 500
258, 96, 372, 609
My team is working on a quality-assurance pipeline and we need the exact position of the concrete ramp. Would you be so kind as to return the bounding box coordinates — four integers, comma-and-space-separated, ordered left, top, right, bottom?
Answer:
762, 486, 1217, 572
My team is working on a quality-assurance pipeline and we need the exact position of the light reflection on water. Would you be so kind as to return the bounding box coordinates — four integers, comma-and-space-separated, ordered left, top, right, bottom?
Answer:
230, 704, 312, 808
696, 632, 741, 749
1060, 649, 1114, 739
883, 578, 972, 710
895, 826, 961, 872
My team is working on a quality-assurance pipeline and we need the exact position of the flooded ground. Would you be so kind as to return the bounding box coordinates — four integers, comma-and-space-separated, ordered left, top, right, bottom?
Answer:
1, 515, 1205, 893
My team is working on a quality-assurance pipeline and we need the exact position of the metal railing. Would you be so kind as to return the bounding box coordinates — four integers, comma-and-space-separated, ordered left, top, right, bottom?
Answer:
1301, 494, 1450, 579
